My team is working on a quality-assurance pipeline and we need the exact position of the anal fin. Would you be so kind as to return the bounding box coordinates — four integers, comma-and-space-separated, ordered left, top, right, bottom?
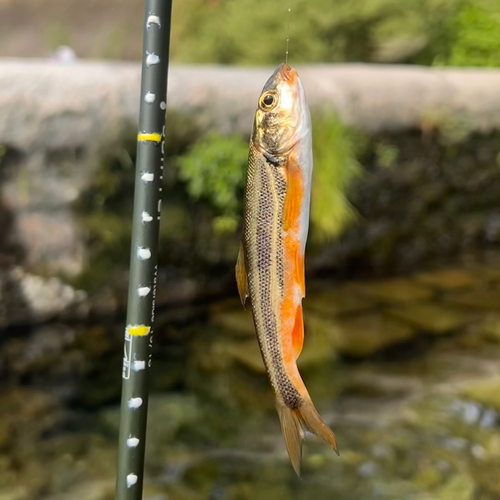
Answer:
292, 303, 304, 358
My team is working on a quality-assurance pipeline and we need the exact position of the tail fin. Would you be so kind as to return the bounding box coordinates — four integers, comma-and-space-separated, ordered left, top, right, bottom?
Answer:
277, 399, 339, 476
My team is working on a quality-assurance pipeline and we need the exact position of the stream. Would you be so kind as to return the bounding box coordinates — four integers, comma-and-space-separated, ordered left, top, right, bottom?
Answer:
1, 251, 500, 500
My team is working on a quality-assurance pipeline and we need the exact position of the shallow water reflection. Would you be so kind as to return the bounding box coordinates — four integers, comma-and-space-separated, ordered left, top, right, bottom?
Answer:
1, 254, 500, 500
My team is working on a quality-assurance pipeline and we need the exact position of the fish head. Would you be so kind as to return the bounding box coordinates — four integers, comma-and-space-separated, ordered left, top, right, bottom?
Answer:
252, 63, 311, 157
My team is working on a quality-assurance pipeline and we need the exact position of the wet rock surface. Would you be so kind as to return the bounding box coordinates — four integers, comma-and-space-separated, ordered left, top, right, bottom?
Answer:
0, 254, 499, 498
312, 132, 500, 278
0, 267, 88, 329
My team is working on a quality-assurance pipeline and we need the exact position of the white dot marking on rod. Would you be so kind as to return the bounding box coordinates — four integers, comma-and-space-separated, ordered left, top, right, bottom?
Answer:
128, 397, 143, 409
146, 52, 160, 67
146, 15, 161, 29
160, 101, 166, 110
127, 437, 140, 448
132, 360, 146, 371
144, 92, 156, 104
137, 286, 151, 297
127, 474, 138, 488
137, 247, 152, 260
141, 171, 154, 183
141, 211, 153, 223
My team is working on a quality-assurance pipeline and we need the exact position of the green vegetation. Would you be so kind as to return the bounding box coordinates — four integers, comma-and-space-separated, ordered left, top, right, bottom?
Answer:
44, 21, 72, 50
178, 132, 248, 234
375, 143, 399, 169
170, 0, 500, 67
446, 0, 500, 66
4, 0, 499, 66
311, 114, 363, 242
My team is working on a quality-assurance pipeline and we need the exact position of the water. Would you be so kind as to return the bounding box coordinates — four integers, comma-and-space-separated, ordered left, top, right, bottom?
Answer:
1, 253, 500, 500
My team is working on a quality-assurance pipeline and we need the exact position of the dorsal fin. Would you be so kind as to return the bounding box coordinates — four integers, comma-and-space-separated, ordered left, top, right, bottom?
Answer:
235, 242, 248, 309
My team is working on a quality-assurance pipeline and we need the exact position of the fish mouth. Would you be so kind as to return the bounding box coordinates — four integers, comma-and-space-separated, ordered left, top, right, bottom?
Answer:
278, 63, 298, 84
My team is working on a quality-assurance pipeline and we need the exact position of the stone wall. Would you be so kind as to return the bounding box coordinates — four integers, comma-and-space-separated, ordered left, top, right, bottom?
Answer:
311, 130, 500, 277
1, 60, 500, 325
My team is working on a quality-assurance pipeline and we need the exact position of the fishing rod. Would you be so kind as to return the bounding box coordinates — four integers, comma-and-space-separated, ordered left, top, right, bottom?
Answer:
115, 1, 172, 499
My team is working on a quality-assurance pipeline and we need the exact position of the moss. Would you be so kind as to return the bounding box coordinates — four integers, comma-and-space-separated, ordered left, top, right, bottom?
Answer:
375, 143, 399, 169
310, 113, 364, 243
177, 132, 248, 234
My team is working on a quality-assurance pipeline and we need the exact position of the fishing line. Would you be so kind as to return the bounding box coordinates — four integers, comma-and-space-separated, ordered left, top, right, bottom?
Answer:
285, 3, 291, 64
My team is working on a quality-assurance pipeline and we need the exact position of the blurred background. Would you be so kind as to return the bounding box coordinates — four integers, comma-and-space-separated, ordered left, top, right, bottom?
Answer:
1, 0, 500, 499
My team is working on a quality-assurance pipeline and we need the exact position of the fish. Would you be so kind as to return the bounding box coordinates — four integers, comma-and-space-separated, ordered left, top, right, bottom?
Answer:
235, 63, 339, 475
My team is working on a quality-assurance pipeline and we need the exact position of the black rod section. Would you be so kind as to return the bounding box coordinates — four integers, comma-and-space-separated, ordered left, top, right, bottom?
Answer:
115, 1, 172, 499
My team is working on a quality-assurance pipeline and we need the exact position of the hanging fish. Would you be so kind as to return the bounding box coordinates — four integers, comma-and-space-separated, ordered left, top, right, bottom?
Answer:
235, 63, 339, 475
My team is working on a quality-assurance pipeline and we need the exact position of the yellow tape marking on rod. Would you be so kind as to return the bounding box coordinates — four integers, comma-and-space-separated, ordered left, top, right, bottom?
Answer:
127, 325, 151, 336
138, 132, 161, 143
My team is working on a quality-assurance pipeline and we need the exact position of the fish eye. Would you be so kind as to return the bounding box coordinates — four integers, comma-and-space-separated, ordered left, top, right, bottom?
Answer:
260, 91, 277, 110
263, 94, 274, 106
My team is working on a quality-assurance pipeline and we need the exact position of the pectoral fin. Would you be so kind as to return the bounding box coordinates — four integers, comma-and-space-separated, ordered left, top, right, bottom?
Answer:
235, 242, 249, 309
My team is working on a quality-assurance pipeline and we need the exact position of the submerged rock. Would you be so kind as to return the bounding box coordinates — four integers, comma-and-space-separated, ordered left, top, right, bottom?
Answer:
305, 287, 374, 317
434, 475, 475, 500
461, 378, 500, 412
414, 268, 477, 290
210, 308, 254, 338
301, 314, 339, 366
208, 317, 338, 375
223, 339, 266, 373
386, 302, 475, 334
478, 313, 500, 343
335, 312, 415, 357
445, 286, 500, 310
464, 260, 500, 283
348, 279, 434, 304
